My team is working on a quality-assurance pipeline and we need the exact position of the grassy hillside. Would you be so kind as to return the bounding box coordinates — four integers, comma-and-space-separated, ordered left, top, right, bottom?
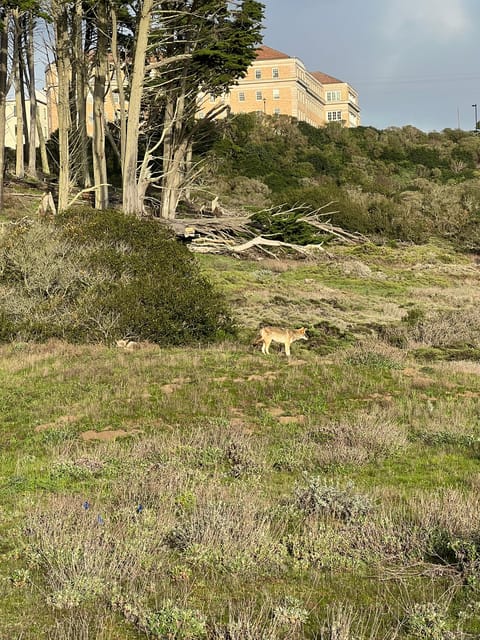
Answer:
195, 115, 480, 250
3, 237, 480, 637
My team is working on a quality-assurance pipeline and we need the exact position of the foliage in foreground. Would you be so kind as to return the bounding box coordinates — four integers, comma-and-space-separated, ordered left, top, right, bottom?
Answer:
0, 209, 234, 344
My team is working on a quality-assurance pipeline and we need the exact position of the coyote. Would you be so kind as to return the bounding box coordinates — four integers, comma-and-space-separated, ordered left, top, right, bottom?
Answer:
254, 326, 308, 357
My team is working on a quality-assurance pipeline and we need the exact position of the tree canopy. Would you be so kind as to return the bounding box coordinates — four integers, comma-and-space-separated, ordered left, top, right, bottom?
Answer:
0, 0, 265, 216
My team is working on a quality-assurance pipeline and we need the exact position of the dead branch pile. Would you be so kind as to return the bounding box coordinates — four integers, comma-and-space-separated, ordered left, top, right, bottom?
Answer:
164, 202, 368, 257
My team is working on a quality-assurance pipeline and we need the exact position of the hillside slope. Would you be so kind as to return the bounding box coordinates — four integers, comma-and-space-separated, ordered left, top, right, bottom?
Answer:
2, 241, 480, 638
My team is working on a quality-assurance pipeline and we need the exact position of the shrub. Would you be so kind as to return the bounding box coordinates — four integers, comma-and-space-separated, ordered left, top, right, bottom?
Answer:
141, 601, 207, 640
294, 476, 374, 521
403, 602, 453, 640
111, 593, 207, 639
0, 210, 235, 345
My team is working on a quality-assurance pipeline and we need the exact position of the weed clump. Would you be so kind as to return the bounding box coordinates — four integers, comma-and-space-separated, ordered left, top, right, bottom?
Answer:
403, 602, 453, 640
111, 592, 207, 639
294, 476, 374, 521
381, 307, 480, 355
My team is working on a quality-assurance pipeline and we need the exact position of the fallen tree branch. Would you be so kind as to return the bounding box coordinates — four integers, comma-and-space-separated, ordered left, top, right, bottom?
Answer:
66, 184, 111, 210
160, 200, 368, 255
188, 234, 324, 256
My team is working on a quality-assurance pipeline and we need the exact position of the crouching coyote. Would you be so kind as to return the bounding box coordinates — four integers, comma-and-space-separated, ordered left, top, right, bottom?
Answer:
254, 326, 308, 357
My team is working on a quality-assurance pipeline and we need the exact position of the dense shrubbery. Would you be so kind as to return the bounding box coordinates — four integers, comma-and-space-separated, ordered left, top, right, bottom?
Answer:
0, 209, 234, 344
199, 113, 480, 248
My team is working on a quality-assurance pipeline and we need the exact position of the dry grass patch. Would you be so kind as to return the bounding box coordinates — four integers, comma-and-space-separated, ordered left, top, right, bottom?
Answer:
407, 488, 480, 542
437, 359, 480, 376
404, 394, 480, 443
312, 407, 408, 468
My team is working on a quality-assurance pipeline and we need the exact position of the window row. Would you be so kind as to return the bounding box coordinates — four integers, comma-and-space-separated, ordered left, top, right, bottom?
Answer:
254, 67, 280, 79
238, 89, 281, 102
326, 90, 341, 102
327, 111, 342, 122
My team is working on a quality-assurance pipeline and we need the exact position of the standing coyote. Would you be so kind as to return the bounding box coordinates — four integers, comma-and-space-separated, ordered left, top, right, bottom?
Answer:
254, 326, 308, 357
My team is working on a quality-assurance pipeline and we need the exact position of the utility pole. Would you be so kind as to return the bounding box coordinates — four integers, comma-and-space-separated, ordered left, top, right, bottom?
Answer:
472, 103, 478, 132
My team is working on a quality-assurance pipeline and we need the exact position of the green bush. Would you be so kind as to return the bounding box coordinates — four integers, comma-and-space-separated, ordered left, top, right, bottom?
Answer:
294, 476, 374, 521
0, 210, 235, 345
249, 206, 322, 245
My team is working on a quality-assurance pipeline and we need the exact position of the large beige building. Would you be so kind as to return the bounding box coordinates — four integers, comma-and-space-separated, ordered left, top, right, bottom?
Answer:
5, 91, 49, 149
43, 45, 359, 138
199, 45, 360, 128
45, 61, 124, 137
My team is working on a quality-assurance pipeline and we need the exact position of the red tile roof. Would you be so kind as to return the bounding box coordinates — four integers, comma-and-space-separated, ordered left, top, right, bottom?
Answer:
310, 71, 343, 84
255, 45, 291, 61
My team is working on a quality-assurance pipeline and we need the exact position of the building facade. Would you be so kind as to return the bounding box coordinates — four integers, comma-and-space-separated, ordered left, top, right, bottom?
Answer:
42, 45, 360, 138
199, 45, 360, 128
45, 61, 125, 137
5, 91, 49, 149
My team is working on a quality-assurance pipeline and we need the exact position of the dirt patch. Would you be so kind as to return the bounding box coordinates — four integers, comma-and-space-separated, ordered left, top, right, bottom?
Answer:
160, 383, 182, 394
278, 415, 306, 425
247, 371, 277, 381
267, 407, 285, 417
355, 393, 394, 406
80, 428, 142, 442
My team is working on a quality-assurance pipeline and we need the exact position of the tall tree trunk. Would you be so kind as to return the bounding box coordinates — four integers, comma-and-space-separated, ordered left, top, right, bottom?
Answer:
111, 8, 126, 171
0, 9, 8, 210
92, 0, 109, 209
55, 5, 72, 212
26, 12, 37, 178
122, 0, 153, 215
36, 117, 50, 175
18, 14, 30, 166
74, 0, 91, 188
160, 68, 189, 219
12, 9, 24, 179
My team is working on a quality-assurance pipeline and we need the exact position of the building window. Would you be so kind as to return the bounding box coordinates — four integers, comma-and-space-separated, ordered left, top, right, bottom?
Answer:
327, 110, 342, 122
326, 90, 341, 102
273, 89, 280, 100
272, 67, 279, 78
238, 92, 245, 102
274, 108, 280, 115
255, 69, 261, 79
256, 91, 263, 101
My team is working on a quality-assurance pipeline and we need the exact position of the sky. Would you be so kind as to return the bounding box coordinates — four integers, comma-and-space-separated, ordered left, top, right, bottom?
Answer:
262, 0, 480, 132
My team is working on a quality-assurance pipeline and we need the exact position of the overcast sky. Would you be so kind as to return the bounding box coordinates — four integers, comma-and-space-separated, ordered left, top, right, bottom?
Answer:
262, 0, 480, 132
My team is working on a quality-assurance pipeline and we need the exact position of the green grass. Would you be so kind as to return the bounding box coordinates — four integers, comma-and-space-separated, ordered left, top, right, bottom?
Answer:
3, 241, 480, 637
